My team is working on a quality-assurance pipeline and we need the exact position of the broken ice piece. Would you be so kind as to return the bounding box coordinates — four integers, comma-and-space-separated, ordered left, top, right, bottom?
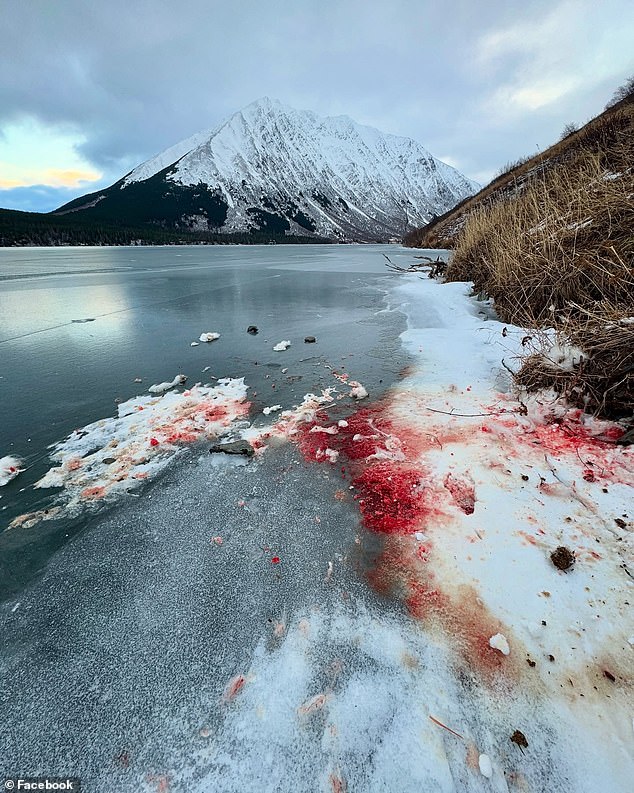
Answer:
199, 332, 220, 343
0, 456, 23, 487
281, 368, 288, 374
478, 754, 493, 778
148, 374, 187, 394
273, 340, 291, 351
263, 404, 282, 415
349, 381, 368, 399
324, 448, 339, 463
338, 420, 349, 427
489, 633, 510, 655
190, 341, 199, 347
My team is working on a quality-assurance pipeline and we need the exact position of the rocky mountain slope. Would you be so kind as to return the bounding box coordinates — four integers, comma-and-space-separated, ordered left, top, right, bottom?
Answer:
55, 98, 478, 242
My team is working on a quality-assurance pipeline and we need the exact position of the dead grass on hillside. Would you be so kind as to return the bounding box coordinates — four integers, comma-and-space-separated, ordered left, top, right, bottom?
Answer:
446, 128, 634, 420
406, 100, 634, 250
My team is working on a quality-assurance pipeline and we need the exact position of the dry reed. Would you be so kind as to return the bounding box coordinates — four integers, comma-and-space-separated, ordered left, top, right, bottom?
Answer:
445, 109, 634, 420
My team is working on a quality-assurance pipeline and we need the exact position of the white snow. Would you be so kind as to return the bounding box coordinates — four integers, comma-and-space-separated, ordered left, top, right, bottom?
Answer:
0, 456, 22, 486
120, 98, 479, 241
199, 332, 220, 343
148, 373, 187, 394
488, 633, 510, 655
544, 342, 585, 371
349, 381, 368, 399
273, 340, 291, 351
478, 754, 493, 778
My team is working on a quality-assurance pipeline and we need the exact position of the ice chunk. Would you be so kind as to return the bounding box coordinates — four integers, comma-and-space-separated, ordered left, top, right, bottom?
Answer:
0, 456, 23, 486
148, 374, 187, 394
273, 340, 291, 351
190, 341, 199, 347
479, 754, 493, 778
199, 332, 220, 343
309, 425, 338, 435
489, 633, 510, 655
349, 381, 368, 399
263, 405, 282, 415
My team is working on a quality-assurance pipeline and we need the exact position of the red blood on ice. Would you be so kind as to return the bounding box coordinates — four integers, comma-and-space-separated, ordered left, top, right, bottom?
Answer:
9, 466, 15, 472
603, 426, 625, 441
271, 556, 281, 564
150, 438, 159, 447
222, 674, 247, 703
583, 469, 596, 482
406, 581, 447, 618
80, 485, 106, 500
352, 462, 429, 534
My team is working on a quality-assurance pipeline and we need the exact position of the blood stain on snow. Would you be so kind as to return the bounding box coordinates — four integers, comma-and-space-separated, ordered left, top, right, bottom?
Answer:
329, 772, 346, 793
353, 462, 432, 535
222, 674, 248, 704
80, 486, 106, 500
298, 692, 329, 716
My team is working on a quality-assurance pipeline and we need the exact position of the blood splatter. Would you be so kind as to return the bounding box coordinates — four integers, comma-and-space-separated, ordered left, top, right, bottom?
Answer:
222, 674, 247, 703
80, 486, 106, 500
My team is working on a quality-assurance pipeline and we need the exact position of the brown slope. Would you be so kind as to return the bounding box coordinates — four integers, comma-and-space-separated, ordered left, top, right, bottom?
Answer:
404, 94, 634, 249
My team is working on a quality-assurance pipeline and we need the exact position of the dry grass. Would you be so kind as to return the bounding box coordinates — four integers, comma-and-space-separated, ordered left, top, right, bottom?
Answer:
445, 108, 634, 420
406, 97, 634, 250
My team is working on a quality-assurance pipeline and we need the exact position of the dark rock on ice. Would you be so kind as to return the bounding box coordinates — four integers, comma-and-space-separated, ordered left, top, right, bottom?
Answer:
209, 440, 254, 457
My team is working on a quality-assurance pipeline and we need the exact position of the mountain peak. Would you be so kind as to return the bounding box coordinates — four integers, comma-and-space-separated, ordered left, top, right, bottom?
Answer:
61, 100, 479, 242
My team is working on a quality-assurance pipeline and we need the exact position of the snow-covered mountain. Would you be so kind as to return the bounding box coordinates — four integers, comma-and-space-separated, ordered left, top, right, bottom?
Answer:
57, 98, 479, 241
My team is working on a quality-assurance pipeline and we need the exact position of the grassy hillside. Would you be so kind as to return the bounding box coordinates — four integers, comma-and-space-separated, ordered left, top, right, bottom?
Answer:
405, 90, 633, 421
404, 93, 634, 250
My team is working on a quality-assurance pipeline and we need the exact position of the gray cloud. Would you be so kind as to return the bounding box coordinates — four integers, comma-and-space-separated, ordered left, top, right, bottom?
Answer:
1, 0, 633, 208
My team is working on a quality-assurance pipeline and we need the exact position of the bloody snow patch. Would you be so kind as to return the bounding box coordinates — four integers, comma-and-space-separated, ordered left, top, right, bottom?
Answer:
285, 371, 633, 690
0, 455, 23, 486
10, 378, 250, 528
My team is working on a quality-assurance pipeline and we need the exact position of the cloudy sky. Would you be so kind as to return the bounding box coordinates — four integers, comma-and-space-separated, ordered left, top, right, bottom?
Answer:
1, 0, 632, 212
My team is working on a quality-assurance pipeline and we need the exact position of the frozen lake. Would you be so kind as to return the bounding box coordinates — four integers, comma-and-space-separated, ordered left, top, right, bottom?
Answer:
0, 244, 411, 596
1, 244, 631, 793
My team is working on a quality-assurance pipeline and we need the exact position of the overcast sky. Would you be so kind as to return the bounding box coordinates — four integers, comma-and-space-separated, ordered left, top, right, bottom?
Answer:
1, 0, 632, 212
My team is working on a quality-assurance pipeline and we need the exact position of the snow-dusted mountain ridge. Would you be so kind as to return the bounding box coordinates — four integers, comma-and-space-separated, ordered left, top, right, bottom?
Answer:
58, 98, 479, 241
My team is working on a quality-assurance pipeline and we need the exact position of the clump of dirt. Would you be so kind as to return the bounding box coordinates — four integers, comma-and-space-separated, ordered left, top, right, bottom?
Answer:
550, 545, 575, 571
510, 730, 529, 751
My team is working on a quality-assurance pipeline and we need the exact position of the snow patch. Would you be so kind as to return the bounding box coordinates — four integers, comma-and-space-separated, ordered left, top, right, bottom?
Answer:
0, 456, 23, 487
148, 374, 187, 394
